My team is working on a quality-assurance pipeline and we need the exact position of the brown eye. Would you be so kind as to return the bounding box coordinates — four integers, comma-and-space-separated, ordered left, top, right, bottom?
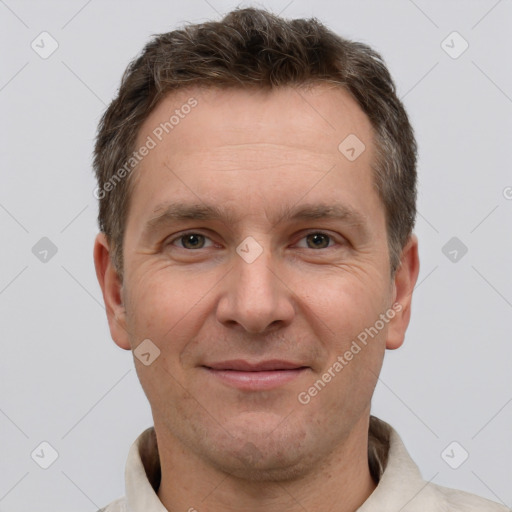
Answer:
178, 233, 206, 249
305, 233, 331, 249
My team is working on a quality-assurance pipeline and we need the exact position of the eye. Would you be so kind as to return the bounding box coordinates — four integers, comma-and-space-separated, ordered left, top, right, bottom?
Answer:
170, 232, 214, 250
296, 232, 336, 249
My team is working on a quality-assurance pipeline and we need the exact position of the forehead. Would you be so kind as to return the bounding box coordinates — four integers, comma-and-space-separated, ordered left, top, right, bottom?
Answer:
127, 84, 382, 233
136, 84, 374, 165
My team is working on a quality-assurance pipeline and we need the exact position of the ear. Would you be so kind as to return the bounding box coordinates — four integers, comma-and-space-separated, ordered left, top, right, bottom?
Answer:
93, 232, 131, 350
386, 234, 420, 350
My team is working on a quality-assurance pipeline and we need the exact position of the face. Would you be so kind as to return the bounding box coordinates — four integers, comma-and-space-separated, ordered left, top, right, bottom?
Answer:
95, 84, 418, 480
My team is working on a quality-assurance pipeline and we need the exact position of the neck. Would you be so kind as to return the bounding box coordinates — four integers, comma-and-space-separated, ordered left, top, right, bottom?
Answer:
156, 415, 377, 512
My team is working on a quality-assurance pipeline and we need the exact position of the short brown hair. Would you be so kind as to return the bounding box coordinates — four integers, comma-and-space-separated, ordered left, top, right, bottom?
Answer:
93, 7, 417, 276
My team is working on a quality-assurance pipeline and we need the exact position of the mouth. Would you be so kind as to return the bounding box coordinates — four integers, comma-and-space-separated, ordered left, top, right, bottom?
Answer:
201, 360, 310, 391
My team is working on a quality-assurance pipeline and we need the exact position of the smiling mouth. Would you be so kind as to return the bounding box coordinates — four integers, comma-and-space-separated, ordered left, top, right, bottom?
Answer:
202, 360, 310, 390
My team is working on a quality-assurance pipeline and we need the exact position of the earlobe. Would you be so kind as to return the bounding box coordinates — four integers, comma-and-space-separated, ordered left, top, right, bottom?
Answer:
385, 234, 420, 350
93, 233, 131, 350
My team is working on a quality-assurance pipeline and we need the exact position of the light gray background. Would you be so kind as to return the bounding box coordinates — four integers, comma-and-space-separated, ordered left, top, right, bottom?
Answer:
1, 0, 511, 510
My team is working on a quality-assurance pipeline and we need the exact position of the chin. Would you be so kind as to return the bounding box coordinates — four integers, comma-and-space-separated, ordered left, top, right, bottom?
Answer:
203, 420, 318, 482
212, 443, 316, 482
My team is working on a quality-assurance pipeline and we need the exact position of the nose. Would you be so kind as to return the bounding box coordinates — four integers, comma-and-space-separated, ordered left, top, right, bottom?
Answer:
216, 246, 295, 334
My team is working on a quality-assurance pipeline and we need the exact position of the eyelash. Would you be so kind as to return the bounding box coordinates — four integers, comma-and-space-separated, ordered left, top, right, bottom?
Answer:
167, 230, 343, 250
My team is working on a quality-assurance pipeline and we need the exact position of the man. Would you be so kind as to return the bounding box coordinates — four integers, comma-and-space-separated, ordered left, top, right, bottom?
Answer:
93, 7, 508, 512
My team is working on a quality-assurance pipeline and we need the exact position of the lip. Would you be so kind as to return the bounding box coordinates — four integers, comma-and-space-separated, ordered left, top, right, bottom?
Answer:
205, 359, 306, 371
202, 360, 309, 391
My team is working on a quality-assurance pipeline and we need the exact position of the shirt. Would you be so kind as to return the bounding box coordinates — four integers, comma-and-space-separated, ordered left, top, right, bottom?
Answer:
98, 416, 509, 511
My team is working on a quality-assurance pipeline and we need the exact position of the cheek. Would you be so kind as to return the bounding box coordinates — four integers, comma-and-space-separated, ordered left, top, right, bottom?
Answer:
301, 270, 391, 400
124, 269, 224, 375
309, 280, 388, 410
310, 271, 390, 336
124, 276, 210, 402
124, 271, 202, 342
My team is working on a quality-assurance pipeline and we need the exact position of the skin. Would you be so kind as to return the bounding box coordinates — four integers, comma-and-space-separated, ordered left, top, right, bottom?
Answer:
94, 84, 419, 512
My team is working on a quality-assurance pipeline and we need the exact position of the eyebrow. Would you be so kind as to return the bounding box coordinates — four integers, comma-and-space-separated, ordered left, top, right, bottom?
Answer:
142, 201, 369, 237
